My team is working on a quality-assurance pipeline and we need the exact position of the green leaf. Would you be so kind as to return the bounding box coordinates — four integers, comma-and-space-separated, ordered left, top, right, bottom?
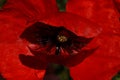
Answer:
112, 72, 120, 80
56, 0, 67, 12
0, 0, 7, 9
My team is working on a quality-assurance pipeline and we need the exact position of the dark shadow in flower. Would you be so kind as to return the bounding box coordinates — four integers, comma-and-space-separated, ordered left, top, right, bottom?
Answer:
19, 22, 98, 69
0, 74, 6, 80
113, 0, 120, 13
20, 22, 94, 55
113, 0, 120, 21
19, 47, 98, 69
19, 54, 47, 69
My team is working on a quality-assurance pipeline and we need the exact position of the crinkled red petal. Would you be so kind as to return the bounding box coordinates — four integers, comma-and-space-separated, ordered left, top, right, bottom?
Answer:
67, 0, 120, 34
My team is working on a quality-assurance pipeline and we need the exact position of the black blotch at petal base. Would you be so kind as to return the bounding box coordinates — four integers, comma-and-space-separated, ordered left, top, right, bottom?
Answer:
19, 22, 98, 69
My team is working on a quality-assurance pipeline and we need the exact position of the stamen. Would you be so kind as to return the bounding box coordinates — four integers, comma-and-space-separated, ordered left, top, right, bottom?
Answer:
55, 46, 61, 55
57, 35, 67, 42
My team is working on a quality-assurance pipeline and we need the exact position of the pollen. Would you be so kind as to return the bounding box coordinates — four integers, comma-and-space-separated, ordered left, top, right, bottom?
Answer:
57, 35, 68, 42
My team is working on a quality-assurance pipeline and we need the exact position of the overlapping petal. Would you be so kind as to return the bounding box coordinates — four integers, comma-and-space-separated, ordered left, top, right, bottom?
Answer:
70, 35, 120, 80
0, 0, 58, 22
67, 0, 120, 34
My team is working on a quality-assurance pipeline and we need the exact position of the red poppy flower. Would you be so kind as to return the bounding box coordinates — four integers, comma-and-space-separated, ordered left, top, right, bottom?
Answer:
0, 0, 120, 80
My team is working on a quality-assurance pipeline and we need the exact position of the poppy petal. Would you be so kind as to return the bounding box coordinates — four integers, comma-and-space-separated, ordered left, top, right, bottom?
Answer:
67, 0, 120, 34
70, 35, 120, 80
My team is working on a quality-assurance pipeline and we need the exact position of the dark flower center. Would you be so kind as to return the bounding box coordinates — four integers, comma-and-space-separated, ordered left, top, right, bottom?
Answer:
20, 22, 94, 56
19, 22, 98, 69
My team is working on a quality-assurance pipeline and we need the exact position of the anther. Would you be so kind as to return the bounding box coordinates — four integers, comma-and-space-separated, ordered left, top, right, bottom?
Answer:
57, 35, 67, 42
